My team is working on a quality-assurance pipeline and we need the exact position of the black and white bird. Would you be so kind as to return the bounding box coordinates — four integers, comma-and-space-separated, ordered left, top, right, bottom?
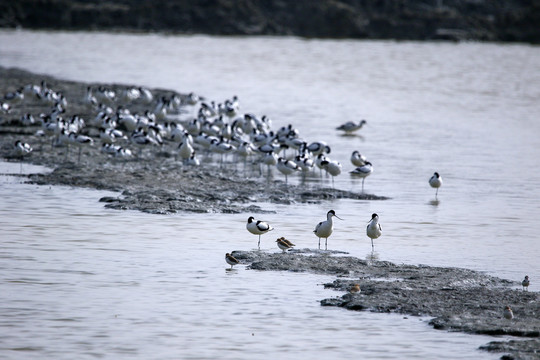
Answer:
522, 275, 530, 291
276, 157, 300, 184
350, 151, 367, 167
13, 140, 33, 158
429, 172, 443, 198
313, 210, 342, 250
247, 216, 274, 250
366, 213, 382, 250
350, 161, 373, 192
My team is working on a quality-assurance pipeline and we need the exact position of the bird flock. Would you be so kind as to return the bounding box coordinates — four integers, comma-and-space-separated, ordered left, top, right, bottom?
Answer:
225, 209, 382, 268
2, 79, 448, 200
1, 81, 531, 321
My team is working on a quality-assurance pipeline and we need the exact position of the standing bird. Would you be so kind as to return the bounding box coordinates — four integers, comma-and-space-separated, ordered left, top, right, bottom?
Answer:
503, 305, 514, 320
276, 237, 295, 253
350, 150, 367, 167
349, 284, 361, 294
366, 213, 382, 250
225, 253, 240, 269
313, 210, 343, 250
429, 172, 443, 198
522, 275, 530, 291
350, 161, 373, 192
336, 119, 367, 134
276, 157, 300, 184
13, 140, 33, 159
321, 159, 342, 187
247, 216, 274, 250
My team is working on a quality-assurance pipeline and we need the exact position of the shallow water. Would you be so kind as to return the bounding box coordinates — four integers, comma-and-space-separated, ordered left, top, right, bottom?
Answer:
1, 30, 540, 358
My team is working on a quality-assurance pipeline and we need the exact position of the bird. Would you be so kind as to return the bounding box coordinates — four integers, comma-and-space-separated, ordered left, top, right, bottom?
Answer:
503, 305, 514, 320
429, 172, 443, 198
336, 119, 367, 134
67, 132, 94, 163
13, 140, 33, 158
522, 275, 530, 291
276, 157, 300, 184
279, 237, 295, 248
350, 161, 373, 192
350, 151, 367, 167
313, 210, 343, 250
225, 253, 240, 269
366, 213, 382, 250
321, 159, 342, 187
349, 284, 361, 293
276, 237, 294, 253
247, 216, 274, 249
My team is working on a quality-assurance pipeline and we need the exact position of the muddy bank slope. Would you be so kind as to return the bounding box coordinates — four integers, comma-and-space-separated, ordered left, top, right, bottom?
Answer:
233, 249, 539, 360
0, 66, 386, 214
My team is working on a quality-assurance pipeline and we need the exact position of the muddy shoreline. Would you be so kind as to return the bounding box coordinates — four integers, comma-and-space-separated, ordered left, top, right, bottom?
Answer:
1, 67, 538, 359
0, 66, 386, 214
233, 249, 539, 359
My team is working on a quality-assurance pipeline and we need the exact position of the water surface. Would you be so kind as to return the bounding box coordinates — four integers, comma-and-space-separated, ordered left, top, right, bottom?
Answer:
1, 30, 539, 358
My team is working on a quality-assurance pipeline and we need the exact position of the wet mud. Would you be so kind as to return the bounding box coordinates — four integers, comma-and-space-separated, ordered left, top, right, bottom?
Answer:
2, 67, 537, 359
0, 66, 386, 215
233, 249, 540, 360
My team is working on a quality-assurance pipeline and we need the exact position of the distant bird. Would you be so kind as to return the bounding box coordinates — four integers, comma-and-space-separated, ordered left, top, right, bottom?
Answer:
247, 216, 274, 249
68, 132, 94, 163
349, 284, 361, 293
503, 305, 514, 320
522, 275, 530, 291
0, 101, 11, 114
321, 159, 342, 187
225, 253, 240, 269
429, 172, 443, 198
366, 213, 382, 250
336, 119, 367, 134
350, 151, 367, 167
3, 88, 24, 104
276, 237, 294, 253
276, 157, 300, 184
350, 161, 373, 192
313, 210, 343, 250
307, 141, 331, 156
13, 140, 33, 158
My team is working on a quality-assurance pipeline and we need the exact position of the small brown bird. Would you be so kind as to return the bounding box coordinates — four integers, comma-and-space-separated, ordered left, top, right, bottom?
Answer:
349, 284, 361, 293
503, 305, 514, 320
279, 237, 295, 247
522, 275, 530, 291
225, 253, 240, 269
276, 237, 294, 253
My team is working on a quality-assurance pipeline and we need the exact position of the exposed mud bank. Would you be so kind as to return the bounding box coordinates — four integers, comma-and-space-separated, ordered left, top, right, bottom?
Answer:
0, 66, 387, 214
233, 249, 540, 360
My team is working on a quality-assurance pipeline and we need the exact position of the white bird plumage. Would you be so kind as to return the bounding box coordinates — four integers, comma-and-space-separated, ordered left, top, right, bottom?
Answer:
247, 216, 274, 249
350, 161, 373, 192
313, 210, 342, 250
429, 172, 442, 198
366, 213, 382, 250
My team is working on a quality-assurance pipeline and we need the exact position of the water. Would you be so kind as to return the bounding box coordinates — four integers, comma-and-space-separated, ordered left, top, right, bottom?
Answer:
1, 30, 540, 358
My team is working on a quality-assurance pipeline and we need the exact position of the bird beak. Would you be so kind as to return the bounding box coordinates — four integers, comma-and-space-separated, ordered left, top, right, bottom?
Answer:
335, 215, 344, 220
